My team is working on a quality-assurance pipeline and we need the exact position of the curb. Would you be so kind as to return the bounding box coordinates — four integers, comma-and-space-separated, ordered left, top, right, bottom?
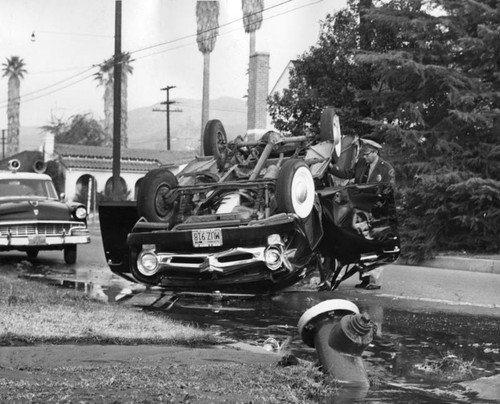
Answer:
414, 256, 500, 275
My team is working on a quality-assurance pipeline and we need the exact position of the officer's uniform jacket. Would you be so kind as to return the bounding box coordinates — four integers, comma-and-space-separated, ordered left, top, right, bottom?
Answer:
331, 156, 395, 184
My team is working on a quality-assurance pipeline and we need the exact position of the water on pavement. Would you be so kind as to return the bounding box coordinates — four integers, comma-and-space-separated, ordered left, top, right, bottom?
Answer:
16, 263, 500, 403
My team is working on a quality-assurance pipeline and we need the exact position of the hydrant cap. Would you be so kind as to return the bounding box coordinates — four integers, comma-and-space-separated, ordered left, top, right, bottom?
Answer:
297, 299, 360, 347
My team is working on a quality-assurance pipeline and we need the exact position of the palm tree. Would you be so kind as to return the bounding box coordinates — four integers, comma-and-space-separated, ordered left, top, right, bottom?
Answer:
196, 0, 220, 154
242, 0, 264, 55
94, 53, 133, 148
2, 56, 27, 156
118, 52, 133, 148
94, 58, 114, 146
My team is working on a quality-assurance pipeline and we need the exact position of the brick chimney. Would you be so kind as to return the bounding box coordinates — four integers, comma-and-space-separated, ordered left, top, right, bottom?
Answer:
247, 52, 270, 135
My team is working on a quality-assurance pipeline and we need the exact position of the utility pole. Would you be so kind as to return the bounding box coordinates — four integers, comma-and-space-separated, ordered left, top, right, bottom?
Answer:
112, 0, 122, 201
153, 86, 182, 150
1, 129, 5, 159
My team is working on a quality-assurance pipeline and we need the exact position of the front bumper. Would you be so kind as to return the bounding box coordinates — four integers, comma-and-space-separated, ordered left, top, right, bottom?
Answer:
126, 213, 316, 292
0, 220, 90, 248
136, 245, 300, 275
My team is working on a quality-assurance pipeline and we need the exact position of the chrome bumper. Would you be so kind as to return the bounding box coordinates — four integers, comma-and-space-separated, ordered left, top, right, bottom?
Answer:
0, 220, 90, 247
0, 234, 90, 247
154, 247, 267, 273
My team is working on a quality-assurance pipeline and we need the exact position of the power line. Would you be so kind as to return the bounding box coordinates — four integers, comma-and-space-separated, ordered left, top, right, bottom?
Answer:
0, 0, 321, 107
106, 1, 323, 73
128, 0, 294, 57
0, 69, 98, 108
31, 30, 113, 39
0, 57, 133, 107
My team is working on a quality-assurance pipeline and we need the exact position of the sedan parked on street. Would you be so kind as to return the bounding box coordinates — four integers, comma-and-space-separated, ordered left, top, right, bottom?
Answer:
0, 160, 90, 264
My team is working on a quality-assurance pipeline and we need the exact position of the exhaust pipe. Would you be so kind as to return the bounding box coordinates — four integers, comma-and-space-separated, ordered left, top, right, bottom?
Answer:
297, 299, 375, 390
8, 159, 21, 172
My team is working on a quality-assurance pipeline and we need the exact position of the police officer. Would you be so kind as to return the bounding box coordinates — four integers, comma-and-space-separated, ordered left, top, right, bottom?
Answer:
329, 138, 395, 289
329, 138, 395, 185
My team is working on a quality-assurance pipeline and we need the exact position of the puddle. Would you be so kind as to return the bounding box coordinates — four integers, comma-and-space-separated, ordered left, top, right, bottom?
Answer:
18, 265, 500, 403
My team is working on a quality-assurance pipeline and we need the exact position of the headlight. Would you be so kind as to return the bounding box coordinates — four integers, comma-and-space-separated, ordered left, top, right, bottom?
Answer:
264, 245, 283, 271
74, 206, 87, 220
137, 251, 159, 276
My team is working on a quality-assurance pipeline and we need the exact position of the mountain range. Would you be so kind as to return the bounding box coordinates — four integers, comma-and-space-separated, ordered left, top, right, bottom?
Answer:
16, 97, 249, 153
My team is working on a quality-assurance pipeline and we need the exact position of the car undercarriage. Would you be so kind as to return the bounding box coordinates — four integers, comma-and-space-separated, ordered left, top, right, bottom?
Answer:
99, 108, 400, 294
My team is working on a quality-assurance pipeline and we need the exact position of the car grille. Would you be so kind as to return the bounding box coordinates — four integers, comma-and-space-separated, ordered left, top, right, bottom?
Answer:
0, 221, 86, 237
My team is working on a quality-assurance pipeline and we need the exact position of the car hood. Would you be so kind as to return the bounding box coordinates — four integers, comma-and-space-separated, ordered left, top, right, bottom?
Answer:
0, 198, 72, 222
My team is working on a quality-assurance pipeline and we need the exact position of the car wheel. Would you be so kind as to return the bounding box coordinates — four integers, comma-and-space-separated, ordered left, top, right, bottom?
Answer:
319, 106, 342, 161
137, 168, 179, 223
64, 245, 77, 264
276, 159, 315, 219
203, 119, 227, 169
26, 249, 39, 259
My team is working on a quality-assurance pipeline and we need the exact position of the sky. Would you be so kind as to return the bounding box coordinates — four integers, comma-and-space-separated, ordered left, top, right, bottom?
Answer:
0, 0, 346, 129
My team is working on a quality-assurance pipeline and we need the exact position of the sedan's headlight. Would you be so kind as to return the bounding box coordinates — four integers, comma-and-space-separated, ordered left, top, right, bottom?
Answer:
74, 206, 87, 220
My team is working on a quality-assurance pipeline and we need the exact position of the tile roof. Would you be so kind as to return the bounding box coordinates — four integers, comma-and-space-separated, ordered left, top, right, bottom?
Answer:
54, 144, 195, 172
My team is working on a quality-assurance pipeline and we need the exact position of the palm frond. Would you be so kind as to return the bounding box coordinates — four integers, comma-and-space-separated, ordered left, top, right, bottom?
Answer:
2, 56, 27, 79
196, 0, 220, 54
242, 0, 264, 33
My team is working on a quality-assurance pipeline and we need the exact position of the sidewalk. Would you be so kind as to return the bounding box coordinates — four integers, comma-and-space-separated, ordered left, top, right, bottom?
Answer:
406, 254, 500, 275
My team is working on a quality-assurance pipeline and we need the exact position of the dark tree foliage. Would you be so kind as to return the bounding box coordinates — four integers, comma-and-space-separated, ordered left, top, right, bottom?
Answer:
44, 160, 65, 196
268, 7, 368, 137
268, 0, 500, 261
41, 114, 107, 146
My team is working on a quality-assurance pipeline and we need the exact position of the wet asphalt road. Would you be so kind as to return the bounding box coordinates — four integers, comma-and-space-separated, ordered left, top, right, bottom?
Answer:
2, 222, 500, 402
2, 219, 499, 318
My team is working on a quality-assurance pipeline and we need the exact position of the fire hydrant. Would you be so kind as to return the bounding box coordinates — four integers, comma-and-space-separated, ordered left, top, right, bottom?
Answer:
297, 299, 375, 388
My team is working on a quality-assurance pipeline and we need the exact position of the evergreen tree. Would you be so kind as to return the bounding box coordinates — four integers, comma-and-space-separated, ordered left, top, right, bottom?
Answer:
42, 114, 106, 146
268, 0, 500, 261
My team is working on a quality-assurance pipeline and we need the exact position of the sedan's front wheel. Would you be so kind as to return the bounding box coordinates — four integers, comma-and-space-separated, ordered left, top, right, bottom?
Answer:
26, 249, 39, 259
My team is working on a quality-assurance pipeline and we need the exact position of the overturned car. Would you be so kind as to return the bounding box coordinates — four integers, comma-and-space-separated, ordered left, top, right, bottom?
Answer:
99, 108, 400, 294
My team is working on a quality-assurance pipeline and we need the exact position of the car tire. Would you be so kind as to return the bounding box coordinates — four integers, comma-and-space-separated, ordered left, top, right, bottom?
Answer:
26, 249, 39, 259
276, 159, 315, 219
64, 245, 77, 264
137, 168, 179, 223
203, 119, 227, 169
319, 106, 342, 161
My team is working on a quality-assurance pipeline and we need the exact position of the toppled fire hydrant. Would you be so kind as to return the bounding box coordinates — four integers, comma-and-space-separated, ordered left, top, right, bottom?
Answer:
297, 299, 375, 388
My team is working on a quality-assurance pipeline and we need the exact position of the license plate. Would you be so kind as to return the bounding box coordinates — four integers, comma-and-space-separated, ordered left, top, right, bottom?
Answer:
192, 228, 223, 247
28, 235, 46, 245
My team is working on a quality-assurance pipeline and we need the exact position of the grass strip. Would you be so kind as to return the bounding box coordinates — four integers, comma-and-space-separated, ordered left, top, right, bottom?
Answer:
0, 273, 216, 346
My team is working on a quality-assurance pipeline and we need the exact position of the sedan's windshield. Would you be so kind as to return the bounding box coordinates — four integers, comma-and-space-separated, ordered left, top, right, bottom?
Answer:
0, 178, 59, 200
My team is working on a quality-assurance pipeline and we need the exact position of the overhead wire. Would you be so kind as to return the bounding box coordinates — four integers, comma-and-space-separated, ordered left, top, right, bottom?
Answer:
0, 66, 99, 108
0, 0, 322, 108
31, 30, 113, 39
129, 0, 322, 63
